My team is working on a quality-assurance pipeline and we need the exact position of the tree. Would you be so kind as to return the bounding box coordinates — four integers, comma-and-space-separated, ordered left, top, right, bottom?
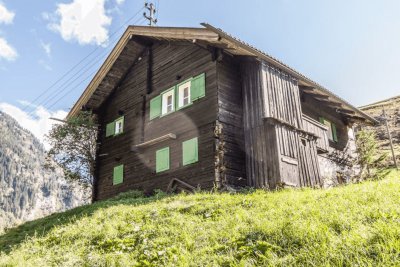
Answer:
46, 111, 98, 187
355, 129, 387, 179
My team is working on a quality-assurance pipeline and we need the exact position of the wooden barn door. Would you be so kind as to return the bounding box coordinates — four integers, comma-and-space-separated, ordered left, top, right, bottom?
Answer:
297, 136, 322, 187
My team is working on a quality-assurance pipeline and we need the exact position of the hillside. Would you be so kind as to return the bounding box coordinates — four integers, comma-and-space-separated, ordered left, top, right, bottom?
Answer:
0, 111, 89, 232
360, 95, 400, 165
0, 169, 399, 266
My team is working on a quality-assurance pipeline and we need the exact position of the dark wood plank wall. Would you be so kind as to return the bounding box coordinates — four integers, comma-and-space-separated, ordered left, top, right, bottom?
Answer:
95, 41, 218, 200
216, 55, 246, 187
240, 59, 272, 188
301, 95, 349, 151
241, 59, 322, 188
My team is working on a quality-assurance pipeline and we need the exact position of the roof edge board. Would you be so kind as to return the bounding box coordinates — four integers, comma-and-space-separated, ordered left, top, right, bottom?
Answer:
67, 26, 221, 119
67, 27, 134, 119
200, 23, 377, 124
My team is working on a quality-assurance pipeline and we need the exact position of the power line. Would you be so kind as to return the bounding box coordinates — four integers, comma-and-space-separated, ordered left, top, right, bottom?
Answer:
40, 17, 149, 112
24, 6, 145, 113
31, 37, 120, 113
46, 69, 98, 111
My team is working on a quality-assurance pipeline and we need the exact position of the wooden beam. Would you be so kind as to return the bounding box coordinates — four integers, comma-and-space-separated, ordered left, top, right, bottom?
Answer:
336, 108, 356, 115
316, 99, 343, 108
132, 133, 176, 149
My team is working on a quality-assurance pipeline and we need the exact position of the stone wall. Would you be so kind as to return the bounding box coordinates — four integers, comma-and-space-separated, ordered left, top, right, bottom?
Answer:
318, 127, 360, 187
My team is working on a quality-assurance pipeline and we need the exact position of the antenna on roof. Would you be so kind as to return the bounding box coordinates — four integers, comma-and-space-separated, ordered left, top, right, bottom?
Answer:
143, 2, 157, 26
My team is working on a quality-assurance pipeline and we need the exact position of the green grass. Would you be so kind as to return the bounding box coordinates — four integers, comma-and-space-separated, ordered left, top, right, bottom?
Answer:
1, 170, 399, 266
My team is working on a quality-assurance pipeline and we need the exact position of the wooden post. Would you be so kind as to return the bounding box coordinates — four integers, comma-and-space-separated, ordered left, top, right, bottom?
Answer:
382, 107, 398, 169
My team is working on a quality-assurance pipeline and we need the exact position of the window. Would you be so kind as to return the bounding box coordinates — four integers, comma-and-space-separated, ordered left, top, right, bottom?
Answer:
156, 147, 170, 173
320, 117, 338, 142
182, 137, 198, 166
161, 89, 175, 115
115, 117, 124, 135
149, 73, 206, 120
113, 165, 124, 185
106, 116, 124, 137
178, 80, 191, 108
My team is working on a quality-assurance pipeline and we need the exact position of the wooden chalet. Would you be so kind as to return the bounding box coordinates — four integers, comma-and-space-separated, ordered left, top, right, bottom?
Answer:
67, 24, 376, 201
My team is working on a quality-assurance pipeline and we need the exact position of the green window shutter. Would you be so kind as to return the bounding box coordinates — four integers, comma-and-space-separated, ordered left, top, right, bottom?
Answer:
190, 73, 205, 102
113, 165, 124, 185
319, 117, 325, 124
150, 95, 162, 120
182, 137, 198, 166
106, 122, 115, 137
156, 147, 170, 173
332, 123, 338, 142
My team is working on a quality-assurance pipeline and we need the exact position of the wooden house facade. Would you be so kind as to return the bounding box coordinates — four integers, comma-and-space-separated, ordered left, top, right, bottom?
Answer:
67, 24, 376, 201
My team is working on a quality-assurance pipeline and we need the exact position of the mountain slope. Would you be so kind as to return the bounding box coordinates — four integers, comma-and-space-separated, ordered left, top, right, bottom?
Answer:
0, 169, 399, 266
360, 95, 400, 165
0, 111, 89, 231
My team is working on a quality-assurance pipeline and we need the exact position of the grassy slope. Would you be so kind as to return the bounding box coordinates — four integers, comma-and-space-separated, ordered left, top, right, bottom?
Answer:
1, 170, 399, 267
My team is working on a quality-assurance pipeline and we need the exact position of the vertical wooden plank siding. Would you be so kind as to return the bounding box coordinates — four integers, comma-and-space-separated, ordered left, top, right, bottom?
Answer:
261, 63, 303, 129
302, 115, 329, 152
240, 59, 271, 188
241, 59, 322, 188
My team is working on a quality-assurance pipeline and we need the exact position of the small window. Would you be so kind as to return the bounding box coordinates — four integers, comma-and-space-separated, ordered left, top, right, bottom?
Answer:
178, 80, 191, 108
320, 117, 338, 142
115, 117, 124, 135
113, 165, 124, 185
156, 147, 170, 173
182, 137, 198, 166
162, 89, 175, 115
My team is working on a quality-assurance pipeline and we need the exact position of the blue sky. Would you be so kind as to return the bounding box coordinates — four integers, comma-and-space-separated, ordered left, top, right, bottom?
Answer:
0, 0, 399, 143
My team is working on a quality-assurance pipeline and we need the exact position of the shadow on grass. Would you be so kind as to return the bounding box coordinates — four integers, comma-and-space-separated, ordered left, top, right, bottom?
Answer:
0, 191, 171, 254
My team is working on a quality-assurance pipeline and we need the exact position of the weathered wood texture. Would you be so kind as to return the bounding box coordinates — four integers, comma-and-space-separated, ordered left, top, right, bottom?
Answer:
241, 60, 270, 188
216, 55, 246, 187
301, 94, 350, 151
94, 41, 218, 200
261, 63, 303, 128
241, 59, 322, 188
302, 115, 329, 152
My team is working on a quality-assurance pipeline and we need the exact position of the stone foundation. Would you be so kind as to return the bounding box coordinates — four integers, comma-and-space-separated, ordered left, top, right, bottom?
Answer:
318, 127, 360, 187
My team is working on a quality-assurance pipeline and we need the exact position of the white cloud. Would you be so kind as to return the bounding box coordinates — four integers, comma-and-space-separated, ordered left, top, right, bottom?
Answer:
47, 0, 112, 46
40, 40, 52, 57
0, 102, 67, 149
0, 3, 15, 24
115, 0, 125, 5
0, 37, 17, 61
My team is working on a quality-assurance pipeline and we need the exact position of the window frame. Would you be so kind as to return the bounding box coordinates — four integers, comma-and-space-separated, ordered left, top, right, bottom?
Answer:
177, 79, 192, 109
320, 117, 338, 143
114, 116, 124, 136
161, 88, 175, 116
